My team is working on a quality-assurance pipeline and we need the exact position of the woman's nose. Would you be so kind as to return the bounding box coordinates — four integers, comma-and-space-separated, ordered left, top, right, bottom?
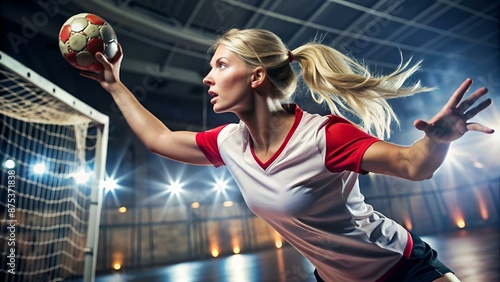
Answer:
203, 72, 213, 87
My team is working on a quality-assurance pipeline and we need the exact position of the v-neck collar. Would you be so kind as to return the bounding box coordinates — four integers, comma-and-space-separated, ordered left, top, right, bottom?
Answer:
249, 105, 303, 170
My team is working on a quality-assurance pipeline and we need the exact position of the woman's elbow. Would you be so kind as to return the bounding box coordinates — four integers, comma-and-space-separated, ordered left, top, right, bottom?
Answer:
406, 171, 434, 181
145, 131, 171, 155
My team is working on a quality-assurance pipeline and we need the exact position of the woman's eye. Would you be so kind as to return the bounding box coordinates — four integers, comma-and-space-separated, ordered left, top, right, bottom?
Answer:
219, 63, 227, 69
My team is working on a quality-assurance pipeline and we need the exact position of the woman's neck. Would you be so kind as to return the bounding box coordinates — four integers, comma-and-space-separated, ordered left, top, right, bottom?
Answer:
239, 98, 296, 155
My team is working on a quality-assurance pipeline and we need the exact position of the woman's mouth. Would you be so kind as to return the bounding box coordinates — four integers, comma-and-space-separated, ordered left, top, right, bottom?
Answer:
208, 90, 218, 104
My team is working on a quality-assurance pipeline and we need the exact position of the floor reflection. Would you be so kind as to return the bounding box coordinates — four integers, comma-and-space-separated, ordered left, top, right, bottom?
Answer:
95, 227, 498, 282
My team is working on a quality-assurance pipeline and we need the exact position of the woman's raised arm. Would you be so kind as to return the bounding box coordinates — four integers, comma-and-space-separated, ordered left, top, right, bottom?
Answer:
80, 45, 212, 166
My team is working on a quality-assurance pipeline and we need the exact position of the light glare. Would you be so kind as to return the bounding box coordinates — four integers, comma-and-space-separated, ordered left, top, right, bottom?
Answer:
403, 216, 413, 231
211, 248, 219, 258
103, 177, 118, 191
74, 169, 90, 184
168, 180, 183, 195
456, 217, 466, 229
214, 179, 228, 192
33, 163, 46, 174
5, 159, 15, 169
233, 246, 240, 254
275, 240, 283, 249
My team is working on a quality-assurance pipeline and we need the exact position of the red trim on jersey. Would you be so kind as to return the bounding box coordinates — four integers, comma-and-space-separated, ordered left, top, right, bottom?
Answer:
324, 115, 380, 174
375, 232, 414, 282
403, 232, 413, 259
195, 124, 228, 167
250, 106, 303, 170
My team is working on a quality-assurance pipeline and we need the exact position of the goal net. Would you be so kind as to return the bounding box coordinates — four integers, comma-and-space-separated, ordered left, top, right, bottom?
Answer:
0, 51, 109, 282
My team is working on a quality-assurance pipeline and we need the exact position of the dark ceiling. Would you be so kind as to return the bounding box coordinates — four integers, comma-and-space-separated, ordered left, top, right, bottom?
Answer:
1, 0, 499, 190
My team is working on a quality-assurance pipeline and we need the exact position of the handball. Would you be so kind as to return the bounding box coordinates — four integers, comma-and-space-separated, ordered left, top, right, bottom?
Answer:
58, 13, 118, 71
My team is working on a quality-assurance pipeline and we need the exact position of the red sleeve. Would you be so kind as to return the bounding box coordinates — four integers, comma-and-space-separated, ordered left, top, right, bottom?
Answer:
195, 125, 228, 167
324, 116, 380, 174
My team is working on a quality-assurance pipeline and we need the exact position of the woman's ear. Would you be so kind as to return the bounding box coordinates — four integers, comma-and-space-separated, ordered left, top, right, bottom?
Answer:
250, 67, 267, 88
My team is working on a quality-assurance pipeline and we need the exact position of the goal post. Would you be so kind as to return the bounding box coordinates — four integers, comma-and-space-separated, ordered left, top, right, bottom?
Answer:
0, 50, 109, 282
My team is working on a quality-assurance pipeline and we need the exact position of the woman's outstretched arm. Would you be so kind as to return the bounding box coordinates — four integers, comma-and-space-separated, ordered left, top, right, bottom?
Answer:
361, 78, 493, 181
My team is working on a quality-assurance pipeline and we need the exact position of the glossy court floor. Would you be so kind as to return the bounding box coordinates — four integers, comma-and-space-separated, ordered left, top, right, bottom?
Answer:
94, 227, 499, 282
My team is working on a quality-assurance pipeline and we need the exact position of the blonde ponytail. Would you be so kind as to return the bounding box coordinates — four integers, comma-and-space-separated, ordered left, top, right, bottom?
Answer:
293, 43, 434, 139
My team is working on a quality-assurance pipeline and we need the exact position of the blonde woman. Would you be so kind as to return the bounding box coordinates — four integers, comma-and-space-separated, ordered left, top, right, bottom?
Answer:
82, 28, 493, 281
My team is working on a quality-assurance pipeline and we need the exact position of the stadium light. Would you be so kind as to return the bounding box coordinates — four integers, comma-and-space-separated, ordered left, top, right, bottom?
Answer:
74, 168, 91, 184
213, 178, 229, 192
33, 163, 46, 174
167, 180, 183, 195
103, 177, 118, 191
4, 159, 15, 169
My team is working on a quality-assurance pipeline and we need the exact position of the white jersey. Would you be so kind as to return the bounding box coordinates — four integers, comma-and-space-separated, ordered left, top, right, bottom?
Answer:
196, 105, 412, 282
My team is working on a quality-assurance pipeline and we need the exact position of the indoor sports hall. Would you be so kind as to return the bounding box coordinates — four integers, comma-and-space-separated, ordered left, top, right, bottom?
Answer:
1, 1, 498, 281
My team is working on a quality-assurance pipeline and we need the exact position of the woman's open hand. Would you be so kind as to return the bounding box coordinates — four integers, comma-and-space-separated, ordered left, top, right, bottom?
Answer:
414, 78, 494, 143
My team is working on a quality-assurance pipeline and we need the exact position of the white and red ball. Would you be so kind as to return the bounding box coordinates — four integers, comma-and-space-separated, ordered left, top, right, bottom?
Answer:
58, 13, 118, 71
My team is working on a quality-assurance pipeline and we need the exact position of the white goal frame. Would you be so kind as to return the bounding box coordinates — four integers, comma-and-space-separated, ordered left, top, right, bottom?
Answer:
0, 50, 109, 282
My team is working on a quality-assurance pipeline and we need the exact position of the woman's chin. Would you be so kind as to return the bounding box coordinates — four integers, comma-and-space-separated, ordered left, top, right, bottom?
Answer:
212, 103, 231, 114
212, 105, 224, 114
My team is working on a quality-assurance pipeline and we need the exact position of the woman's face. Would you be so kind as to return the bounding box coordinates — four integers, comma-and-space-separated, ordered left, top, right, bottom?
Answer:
203, 46, 255, 114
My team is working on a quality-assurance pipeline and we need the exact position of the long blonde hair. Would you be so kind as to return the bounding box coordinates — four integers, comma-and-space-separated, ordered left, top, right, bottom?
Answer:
211, 28, 434, 139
